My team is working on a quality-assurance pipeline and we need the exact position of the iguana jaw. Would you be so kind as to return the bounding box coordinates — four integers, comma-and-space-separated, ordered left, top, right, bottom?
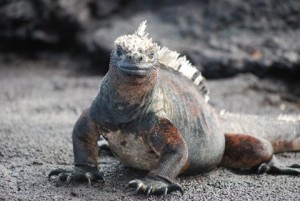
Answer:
116, 62, 154, 77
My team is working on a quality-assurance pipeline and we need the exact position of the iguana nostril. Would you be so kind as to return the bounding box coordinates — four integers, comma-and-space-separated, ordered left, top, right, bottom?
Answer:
139, 57, 143, 61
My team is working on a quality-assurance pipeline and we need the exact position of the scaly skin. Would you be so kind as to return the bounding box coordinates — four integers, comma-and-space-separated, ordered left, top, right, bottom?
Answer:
49, 22, 300, 196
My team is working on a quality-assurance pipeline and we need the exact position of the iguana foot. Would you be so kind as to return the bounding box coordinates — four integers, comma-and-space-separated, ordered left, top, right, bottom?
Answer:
257, 156, 300, 175
48, 165, 104, 186
127, 175, 183, 196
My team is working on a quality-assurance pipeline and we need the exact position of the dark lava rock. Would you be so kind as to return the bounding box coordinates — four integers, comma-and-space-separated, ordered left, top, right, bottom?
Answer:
0, 0, 120, 52
1, 0, 300, 78
90, 0, 300, 78
0, 0, 85, 51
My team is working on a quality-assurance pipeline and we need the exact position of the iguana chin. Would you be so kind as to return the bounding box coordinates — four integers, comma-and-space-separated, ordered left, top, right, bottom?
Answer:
49, 21, 300, 196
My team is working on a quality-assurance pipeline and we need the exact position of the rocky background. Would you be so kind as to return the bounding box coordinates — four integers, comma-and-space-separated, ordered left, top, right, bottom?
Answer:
1, 0, 300, 200
1, 0, 300, 78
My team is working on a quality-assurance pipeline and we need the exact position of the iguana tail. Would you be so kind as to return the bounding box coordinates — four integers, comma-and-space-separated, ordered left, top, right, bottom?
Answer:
218, 111, 300, 153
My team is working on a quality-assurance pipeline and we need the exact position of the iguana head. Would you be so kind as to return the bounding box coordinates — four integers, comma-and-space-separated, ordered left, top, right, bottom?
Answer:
108, 21, 210, 102
110, 21, 160, 77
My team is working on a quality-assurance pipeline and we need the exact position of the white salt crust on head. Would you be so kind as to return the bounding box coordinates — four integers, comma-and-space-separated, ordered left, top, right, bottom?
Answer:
114, 21, 210, 102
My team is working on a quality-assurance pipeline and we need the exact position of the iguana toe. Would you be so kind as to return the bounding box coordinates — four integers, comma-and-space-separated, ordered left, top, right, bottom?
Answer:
48, 167, 104, 185
166, 183, 184, 194
289, 164, 300, 168
48, 168, 69, 179
127, 176, 183, 196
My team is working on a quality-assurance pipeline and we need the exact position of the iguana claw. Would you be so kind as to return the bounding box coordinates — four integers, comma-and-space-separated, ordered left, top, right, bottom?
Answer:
126, 176, 183, 196
48, 166, 104, 186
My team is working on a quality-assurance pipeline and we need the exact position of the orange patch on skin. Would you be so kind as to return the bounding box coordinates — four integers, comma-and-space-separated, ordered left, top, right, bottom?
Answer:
221, 133, 273, 169
156, 119, 183, 146
149, 118, 186, 155
149, 118, 188, 178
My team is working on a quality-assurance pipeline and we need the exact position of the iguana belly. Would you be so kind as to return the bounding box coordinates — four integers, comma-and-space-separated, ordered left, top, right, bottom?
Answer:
104, 130, 160, 171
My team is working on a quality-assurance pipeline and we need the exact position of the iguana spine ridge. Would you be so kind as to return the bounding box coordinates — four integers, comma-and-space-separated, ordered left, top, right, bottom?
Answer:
134, 21, 210, 102
220, 110, 300, 123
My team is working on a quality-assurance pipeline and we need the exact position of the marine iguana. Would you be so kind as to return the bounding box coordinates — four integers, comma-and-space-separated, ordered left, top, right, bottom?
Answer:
49, 21, 300, 196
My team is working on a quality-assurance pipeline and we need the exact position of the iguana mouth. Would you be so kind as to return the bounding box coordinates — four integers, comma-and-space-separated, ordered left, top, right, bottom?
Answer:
117, 63, 153, 76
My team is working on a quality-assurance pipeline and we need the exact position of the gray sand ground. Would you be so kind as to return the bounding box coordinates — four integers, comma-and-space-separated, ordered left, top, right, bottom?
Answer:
0, 56, 300, 200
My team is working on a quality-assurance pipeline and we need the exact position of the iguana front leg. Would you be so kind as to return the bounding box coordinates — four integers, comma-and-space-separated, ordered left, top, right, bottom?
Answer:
127, 118, 188, 196
49, 109, 104, 185
221, 133, 300, 175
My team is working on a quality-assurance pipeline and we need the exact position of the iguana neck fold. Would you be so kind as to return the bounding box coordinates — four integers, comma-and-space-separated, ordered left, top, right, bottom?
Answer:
107, 62, 158, 104
96, 66, 158, 125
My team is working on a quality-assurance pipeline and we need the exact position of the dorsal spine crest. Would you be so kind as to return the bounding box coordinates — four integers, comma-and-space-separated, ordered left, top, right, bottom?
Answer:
157, 47, 210, 102
118, 21, 210, 102
135, 21, 148, 37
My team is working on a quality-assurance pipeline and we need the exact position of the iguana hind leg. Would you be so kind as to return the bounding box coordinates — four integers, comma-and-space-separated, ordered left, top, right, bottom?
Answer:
221, 133, 300, 175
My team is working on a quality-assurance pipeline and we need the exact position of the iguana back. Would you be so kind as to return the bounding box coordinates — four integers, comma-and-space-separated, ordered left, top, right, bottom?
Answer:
153, 67, 225, 173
